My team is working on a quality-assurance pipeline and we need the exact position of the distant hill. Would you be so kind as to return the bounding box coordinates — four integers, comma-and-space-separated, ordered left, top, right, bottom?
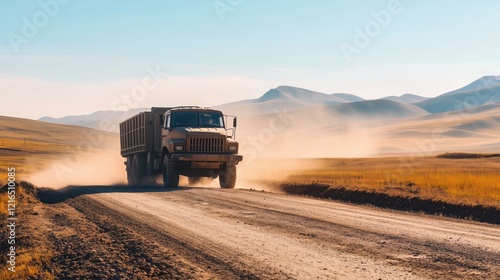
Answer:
331, 100, 428, 119
416, 76, 500, 113
441, 75, 500, 96
39, 108, 147, 132
380, 93, 429, 104
1, 115, 116, 145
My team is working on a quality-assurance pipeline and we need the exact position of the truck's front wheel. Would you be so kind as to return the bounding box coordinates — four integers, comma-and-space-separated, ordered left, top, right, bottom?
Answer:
219, 165, 236, 188
163, 154, 179, 188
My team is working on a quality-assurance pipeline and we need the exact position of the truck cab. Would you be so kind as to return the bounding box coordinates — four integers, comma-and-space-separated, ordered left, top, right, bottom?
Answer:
161, 107, 242, 188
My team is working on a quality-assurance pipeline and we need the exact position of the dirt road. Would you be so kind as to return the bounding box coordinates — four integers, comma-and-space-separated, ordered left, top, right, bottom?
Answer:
39, 185, 500, 279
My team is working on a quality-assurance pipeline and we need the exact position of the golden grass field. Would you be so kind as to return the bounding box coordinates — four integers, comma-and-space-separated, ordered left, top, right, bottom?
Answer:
243, 156, 500, 208
0, 138, 68, 177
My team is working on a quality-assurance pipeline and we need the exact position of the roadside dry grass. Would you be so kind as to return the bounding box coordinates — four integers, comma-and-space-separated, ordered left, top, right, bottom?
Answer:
245, 156, 500, 208
0, 183, 55, 279
0, 248, 54, 280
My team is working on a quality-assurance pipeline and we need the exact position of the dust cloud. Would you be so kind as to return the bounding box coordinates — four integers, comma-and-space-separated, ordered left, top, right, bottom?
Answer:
236, 105, 380, 160
230, 106, 382, 191
28, 149, 127, 189
234, 158, 325, 192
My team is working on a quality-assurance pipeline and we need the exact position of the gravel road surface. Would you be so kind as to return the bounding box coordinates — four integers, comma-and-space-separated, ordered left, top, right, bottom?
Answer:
42, 185, 500, 279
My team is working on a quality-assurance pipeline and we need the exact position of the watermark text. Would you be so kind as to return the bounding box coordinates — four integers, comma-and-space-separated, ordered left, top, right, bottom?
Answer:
6, 167, 17, 273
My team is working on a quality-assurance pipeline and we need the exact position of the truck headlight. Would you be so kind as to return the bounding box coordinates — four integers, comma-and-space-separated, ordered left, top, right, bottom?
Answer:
174, 145, 184, 151
228, 145, 237, 152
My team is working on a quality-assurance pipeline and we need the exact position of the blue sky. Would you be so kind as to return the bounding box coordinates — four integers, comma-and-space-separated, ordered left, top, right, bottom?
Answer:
1, 0, 499, 118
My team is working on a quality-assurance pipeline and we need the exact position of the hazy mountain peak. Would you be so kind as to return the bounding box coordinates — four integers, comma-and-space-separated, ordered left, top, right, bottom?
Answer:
274, 85, 315, 92
257, 88, 283, 102
401, 93, 419, 97
258, 86, 331, 103
442, 75, 500, 96
465, 75, 500, 89
478, 75, 500, 83
416, 75, 500, 113
258, 86, 367, 105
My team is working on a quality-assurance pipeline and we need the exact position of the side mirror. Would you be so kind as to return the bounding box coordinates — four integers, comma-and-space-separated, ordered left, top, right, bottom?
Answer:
233, 117, 237, 128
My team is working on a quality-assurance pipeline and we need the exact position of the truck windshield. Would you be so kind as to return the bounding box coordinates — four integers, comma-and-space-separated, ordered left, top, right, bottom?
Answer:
171, 111, 224, 128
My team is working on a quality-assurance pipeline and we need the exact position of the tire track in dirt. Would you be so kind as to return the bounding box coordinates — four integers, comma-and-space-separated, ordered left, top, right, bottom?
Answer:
44, 200, 199, 279
63, 196, 274, 279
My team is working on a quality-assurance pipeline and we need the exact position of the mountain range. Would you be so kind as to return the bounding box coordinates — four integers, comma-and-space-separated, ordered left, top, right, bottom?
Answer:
39, 75, 500, 131
33, 75, 500, 156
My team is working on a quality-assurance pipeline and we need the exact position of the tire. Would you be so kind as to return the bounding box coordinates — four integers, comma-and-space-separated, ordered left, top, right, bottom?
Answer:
126, 156, 134, 184
163, 154, 179, 188
146, 152, 153, 178
129, 154, 146, 185
219, 165, 237, 189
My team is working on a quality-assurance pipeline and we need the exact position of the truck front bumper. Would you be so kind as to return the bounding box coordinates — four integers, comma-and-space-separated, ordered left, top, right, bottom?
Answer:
171, 153, 243, 165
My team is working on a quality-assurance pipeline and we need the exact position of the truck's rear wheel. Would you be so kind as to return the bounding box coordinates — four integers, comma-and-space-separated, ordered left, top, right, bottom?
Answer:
128, 153, 146, 185
219, 165, 236, 188
163, 154, 179, 187
126, 156, 133, 183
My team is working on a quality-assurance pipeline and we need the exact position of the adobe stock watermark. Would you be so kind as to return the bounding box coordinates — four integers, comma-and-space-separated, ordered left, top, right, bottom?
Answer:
339, 0, 404, 63
52, 65, 167, 181
240, 107, 295, 161
8, 0, 71, 54
6, 167, 17, 273
213, 0, 243, 21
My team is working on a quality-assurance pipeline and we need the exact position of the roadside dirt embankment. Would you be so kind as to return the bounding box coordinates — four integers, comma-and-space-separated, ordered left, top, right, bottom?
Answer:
278, 183, 500, 225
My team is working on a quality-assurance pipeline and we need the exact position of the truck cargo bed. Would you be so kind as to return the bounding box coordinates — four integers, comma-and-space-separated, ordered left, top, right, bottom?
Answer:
119, 112, 154, 157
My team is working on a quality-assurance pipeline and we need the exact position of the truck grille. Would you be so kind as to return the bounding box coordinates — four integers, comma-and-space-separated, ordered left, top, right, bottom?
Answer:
188, 137, 225, 153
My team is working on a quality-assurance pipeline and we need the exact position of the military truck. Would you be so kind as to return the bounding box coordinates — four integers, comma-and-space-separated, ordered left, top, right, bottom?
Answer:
119, 106, 242, 188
